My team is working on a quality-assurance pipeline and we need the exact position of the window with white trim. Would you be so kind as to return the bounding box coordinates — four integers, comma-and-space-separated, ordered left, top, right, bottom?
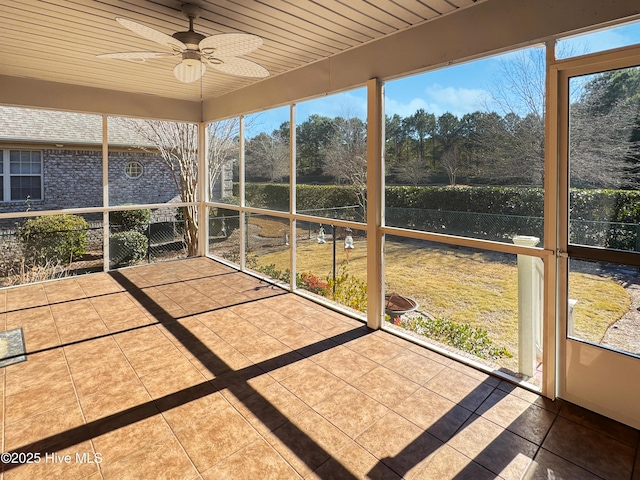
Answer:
1, 150, 43, 201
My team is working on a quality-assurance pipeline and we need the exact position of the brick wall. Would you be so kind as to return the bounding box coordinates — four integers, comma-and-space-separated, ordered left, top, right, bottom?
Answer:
108, 151, 178, 206
0, 147, 232, 220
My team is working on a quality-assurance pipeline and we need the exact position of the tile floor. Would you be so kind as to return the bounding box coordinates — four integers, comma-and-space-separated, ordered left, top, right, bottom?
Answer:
0, 257, 638, 479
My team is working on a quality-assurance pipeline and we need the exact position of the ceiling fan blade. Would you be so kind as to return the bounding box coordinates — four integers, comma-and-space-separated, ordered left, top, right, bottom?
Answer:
96, 51, 175, 63
199, 33, 263, 57
116, 17, 186, 51
207, 56, 269, 78
173, 61, 206, 83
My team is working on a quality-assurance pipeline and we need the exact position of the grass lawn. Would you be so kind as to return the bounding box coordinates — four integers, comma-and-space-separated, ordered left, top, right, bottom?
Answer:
249, 232, 630, 372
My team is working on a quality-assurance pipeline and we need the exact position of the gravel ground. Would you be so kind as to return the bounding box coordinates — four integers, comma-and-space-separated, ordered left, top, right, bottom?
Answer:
602, 274, 640, 355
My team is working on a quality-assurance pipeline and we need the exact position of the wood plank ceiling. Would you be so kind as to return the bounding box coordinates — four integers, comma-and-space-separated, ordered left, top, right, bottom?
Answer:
0, 0, 481, 102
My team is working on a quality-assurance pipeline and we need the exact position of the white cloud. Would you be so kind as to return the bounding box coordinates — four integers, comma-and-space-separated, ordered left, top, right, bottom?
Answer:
385, 84, 489, 119
424, 84, 488, 116
384, 97, 430, 118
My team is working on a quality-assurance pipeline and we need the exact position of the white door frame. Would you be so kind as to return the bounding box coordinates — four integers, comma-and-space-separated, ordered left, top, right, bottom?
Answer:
553, 44, 640, 429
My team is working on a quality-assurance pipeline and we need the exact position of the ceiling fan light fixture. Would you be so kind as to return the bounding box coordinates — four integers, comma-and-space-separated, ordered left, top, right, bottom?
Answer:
100, 4, 269, 83
183, 58, 200, 67
181, 50, 201, 67
173, 60, 205, 83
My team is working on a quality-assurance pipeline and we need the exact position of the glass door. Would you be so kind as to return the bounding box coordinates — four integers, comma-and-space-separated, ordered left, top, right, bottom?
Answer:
557, 47, 640, 429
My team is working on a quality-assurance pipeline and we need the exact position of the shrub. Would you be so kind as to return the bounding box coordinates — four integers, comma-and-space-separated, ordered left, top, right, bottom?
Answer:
19, 214, 89, 264
299, 272, 329, 295
252, 262, 366, 311
110, 208, 151, 234
236, 184, 640, 249
253, 262, 291, 284
110, 231, 148, 267
327, 264, 368, 312
216, 196, 242, 233
388, 314, 512, 360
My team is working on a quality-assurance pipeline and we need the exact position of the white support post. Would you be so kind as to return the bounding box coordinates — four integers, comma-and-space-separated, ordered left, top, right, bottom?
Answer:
102, 115, 110, 271
543, 38, 559, 398
514, 235, 543, 378
239, 116, 246, 271
366, 78, 384, 330
197, 122, 208, 257
290, 104, 297, 292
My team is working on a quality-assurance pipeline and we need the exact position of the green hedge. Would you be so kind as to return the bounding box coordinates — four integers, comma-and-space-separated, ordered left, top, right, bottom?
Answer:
385, 186, 545, 215
231, 184, 640, 250
385, 186, 545, 241
569, 188, 640, 250
19, 214, 89, 264
237, 183, 640, 220
235, 183, 360, 213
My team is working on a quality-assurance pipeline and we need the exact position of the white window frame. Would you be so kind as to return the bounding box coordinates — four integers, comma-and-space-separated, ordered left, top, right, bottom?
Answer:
1, 149, 44, 202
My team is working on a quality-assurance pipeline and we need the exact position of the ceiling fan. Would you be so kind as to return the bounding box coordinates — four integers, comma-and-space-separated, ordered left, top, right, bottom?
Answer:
97, 3, 269, 83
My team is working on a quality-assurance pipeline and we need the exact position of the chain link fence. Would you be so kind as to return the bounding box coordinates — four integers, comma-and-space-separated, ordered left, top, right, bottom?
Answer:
386, 207, 640, 251
1, 216, 187, 277
386, 207, 544, 243
110, 216, 186, 267
2, 208, 638, 280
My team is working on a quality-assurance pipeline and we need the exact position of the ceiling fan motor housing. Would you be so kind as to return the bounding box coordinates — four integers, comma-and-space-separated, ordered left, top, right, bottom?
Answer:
174, 4, 205, 49
172, 30, 205, 49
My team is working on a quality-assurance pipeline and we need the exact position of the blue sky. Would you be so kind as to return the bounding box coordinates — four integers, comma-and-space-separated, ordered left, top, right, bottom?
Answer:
246, 19, 640, 136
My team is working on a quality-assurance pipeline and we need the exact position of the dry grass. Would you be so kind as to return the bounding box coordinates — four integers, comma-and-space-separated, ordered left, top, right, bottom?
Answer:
570, 272, 629, 343
252, 233, 630, 370
0, 259, 71, 287
249, 216, 289, 238
383, 241, 520, 356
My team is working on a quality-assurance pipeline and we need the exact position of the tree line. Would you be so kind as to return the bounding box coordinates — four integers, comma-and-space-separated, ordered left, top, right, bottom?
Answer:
128, 62, 640, 255
243, 67, 640, 190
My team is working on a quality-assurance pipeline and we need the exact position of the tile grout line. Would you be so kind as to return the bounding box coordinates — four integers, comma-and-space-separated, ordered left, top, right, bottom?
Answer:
206, 262, 640, 475
268, 340, 428, 478
212, 305, 355, 478
472, 389, 558, 445
96, 321, 199, 476
541, 411, 637, 479
222, 390, 306, 479
1, 348, 5, 480
512, 396, 559, 479
147, 265, 302, 477
5, 260, 639, 479
78, 275, 164, 478
103, 266, 220, 478
556, 405, 640, 449
422, 380, 501, 477
1, 293, 5, 480
57, 281, 106, 479
139, 275, 212, 478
